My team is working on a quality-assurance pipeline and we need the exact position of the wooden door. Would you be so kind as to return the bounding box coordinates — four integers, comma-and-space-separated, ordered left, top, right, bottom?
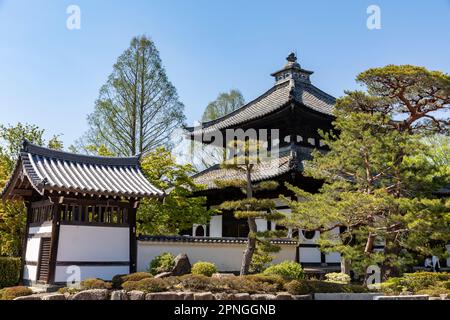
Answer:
37, 238, 51, 283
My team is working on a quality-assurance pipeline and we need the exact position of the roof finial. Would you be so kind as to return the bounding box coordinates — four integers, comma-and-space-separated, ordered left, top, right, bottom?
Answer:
287, 52, 297, 63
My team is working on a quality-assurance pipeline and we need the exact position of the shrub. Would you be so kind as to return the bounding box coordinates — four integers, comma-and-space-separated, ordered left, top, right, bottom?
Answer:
112, 272, 152, 289
325, 272, 351, 284
417, 287, 450, 297
122, 278, 168, 293
0, 286, 33, 300
285, 280, 311, 295
262, 261, 304, 280
191, 261, 217, 277
80, 278, 112, 290
148, 252, 175, 275
179, 274, 212, 291
0, 257, 21, 288
58, 287, 80, 295
381, 272, 450, 295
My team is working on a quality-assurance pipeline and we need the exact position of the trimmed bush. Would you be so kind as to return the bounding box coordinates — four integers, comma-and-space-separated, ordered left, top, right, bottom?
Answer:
0, 286, 33, 300
191, 261, 217, 277
381, 272, 450, 295
112, 272, 152, 289
122, 277, 168, 293
285, 280, 311, 295
148, 252, 175, 275
325, 272, 351, 284
0, 257, 21, 288
262, 261, 304, 280
179, 274, 212, 291
80, 278, 112, 290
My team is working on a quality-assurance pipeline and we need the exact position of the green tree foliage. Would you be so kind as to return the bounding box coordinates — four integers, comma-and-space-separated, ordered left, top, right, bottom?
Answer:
201, 89, 245, 122
217, 140, 284, 275
281, 65, 450, 278
0, 123, 63, 256
83, 35, 186, 156
189, 90, 245, 171
137, 147, 213, 235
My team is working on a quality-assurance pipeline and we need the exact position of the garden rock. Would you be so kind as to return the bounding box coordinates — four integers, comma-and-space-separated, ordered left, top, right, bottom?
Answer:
71, 289, 109, 300
128, 290, 145, 300
251, 294, 276, 300
13, 295, 42, 300
146, 292, 184, 300
275, 293, 292, 300
154, 272, 173, 278
42, 294, 66, 300
231, 293, 251, 300
194, 292, 214, 300
111, 290, 128, 300
171, 253, 191, 276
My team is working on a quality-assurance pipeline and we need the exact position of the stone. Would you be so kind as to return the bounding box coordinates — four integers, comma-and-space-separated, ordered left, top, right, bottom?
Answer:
171, 253, 191, 276
275, 293, 293, 300
154, 272, 173, 279
214, 292, 232, 300
374, 295, 429, 300
71, 289, 109, 300
314, 293, 382, 300
128, 290, 145, 300
13, 295, 42, 300
111, 290, 128, 300
292, 294, 313, 300
182, 292, 194, 300
251, 294, 276, 300
145, 292, 184, 300
42, 294, 66, 300
231, 293, 251, 300
194, 292, 214, 300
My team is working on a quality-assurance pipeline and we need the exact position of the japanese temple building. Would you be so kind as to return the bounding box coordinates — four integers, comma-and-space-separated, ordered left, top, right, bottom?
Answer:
184, 53, 343, 268
1, 141, 162, 285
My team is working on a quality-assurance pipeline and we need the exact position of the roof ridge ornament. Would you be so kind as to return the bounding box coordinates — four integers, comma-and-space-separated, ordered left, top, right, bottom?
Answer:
271, 52, 313, 85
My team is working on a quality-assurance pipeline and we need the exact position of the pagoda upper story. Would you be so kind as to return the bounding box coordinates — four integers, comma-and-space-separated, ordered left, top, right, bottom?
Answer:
185, 53, 336, 151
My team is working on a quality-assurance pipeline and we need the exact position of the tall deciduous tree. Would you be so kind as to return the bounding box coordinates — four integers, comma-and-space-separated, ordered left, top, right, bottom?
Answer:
137, 147, 214, 235
216, 140, 283, 275
0, 123, 62, 256
281, 65, 450, 278
201, 90, 245, 122
84, 35, 186, 156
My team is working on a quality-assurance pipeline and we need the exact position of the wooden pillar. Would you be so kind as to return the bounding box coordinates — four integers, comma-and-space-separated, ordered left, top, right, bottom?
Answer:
129, 202, 138, 274
47, 203, 61, 284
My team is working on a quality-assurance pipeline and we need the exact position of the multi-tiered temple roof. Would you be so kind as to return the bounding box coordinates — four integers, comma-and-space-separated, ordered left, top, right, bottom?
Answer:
187, 53, 336, 191
186, 53, 335, 138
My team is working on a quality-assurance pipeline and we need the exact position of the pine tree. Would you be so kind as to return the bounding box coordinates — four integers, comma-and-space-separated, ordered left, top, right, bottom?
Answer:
216, 140, 284, 275
281, 65, 450, 279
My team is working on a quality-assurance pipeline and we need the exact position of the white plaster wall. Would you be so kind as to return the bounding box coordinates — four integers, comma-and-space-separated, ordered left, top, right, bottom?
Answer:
299, 247, 321, 263
25, 237, 41, 262
209, 215, 222, 237
29, 224, 52, 235
447, 244, 450, 267
23, 265, 37, 281
137, 241, 296, 272
326, 252, 341, 264
255, 218, 267, 232
57, 225, 129, 262
54, 266, 129, 283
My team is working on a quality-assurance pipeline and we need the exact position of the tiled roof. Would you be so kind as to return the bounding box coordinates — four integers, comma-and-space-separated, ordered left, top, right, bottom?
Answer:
192, 146, 313, 190
1, 141, 163, 199
138, 235, 297, 245
186, 78, 335, 136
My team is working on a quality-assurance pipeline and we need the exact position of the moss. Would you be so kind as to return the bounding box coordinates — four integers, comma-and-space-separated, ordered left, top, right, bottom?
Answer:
80, 278, 112, 290
0, 286, 33, 300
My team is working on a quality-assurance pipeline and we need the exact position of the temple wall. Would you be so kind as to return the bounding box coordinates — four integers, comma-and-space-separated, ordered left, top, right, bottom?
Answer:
54, 225, 130, 282
137, 241, 297, 272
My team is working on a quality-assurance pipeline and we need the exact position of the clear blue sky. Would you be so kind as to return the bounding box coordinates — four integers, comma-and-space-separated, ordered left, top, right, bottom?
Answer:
0, 0, 449, 147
